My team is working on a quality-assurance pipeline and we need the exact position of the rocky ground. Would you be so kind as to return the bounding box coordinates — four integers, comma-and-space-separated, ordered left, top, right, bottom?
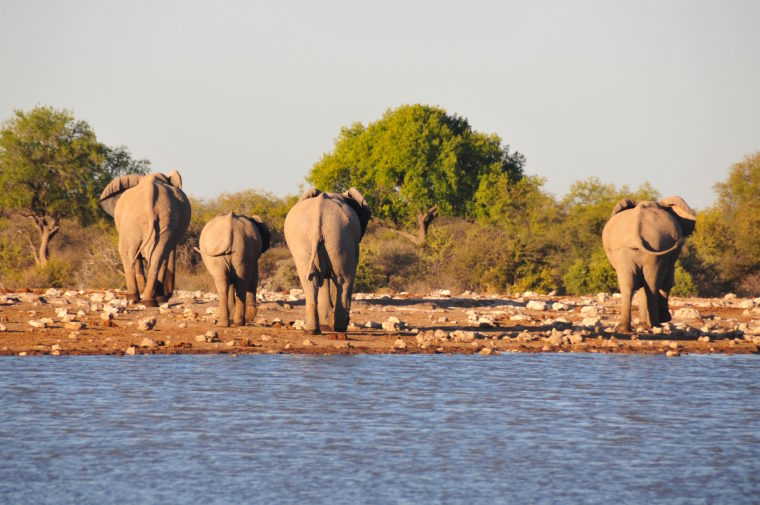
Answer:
1, 287, 759, 356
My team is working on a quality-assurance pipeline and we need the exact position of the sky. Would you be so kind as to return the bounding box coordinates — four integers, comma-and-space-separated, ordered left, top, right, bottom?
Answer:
0, 0, 758, 209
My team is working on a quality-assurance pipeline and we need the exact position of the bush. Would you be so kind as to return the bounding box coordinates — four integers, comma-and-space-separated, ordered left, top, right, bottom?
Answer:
671, 262, 698, 297
562, 250, 618, 295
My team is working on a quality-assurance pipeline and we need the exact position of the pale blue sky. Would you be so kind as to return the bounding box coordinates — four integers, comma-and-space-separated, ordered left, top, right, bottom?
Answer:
1, 0, 758, 208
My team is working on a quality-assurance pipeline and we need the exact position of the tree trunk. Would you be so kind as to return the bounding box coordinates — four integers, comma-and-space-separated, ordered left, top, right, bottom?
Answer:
374, 205, 439, 246
415, 205, 439, 244
34, 215, 60, 267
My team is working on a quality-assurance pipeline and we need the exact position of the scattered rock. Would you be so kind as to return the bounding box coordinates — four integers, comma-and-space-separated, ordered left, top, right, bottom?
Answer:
195, 335, 207, 342
451, 330, 477, 343
137, 316, 156, 331
364, 321, 381, 329
394, 338, 407, 350
292, 320, 307, 330
382, 320, 400, 331
28, 320, 47, 329
665, 350, 680, 357
302, 339, 315, 346
225, 340, 235, 347
526, 300, 547, 311
478, 347, 495, 356
125, 346, 137, 355
673, 308, 700, 320
64, 321, 85, 331
140, 337, 158, 348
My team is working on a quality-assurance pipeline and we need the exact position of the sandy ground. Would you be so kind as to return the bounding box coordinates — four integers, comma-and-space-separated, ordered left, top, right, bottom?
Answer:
1, 287, 759, 357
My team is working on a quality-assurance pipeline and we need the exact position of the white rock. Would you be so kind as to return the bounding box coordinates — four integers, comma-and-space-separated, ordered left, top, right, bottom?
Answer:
673, 308, 700, 320
364, 321, 381, 329
90, 293, 104, 303
582, 317, 601, 327
438, 289, 452, 297
292, 320, 307, 330
40, 317, 54, 325
302, 339, 316, 346
0, 324, 6, 332
580, 306, 598, 315
64, 322, 85, 331
382, 321, 400, 331
552, 302, 567, 310
28, 320, 47, 328
140, 337, 157, 348
195, 335, 207, 342
479, 347, 494, 356
526, 300, 547, 311
451, 330, 477, 343
101, 312, 114, 321
45, 288, 62, 297
386, 316, 401, 324
125, 346, 136, 355
394, 338, 407, 350
510, 314, 531, 321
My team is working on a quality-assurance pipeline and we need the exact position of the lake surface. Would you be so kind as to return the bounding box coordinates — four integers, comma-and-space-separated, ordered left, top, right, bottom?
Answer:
0, 354, 758, 504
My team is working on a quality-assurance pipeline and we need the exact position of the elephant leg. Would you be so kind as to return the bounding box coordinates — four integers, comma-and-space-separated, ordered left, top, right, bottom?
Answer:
142, 238, 170, 307
658, 264, 675, 323
333, 278, 351, 332
120, 245, 140, 303
642, 263, 661, 328
232, 278, 248, 327
318, 278, 335, 330
227, 282, 235, 322
637, 288, 650, 330
300, 272, 320, 334
214, 275, 231, 327
135, 257, 146, 295
164, 248, 176, 300
614, 266, 634, 333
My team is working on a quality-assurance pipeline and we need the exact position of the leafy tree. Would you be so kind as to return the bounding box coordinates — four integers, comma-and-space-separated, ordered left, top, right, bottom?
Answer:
0, 106, 148, 265
690, 151, 760, 294
308, 104, 525, 244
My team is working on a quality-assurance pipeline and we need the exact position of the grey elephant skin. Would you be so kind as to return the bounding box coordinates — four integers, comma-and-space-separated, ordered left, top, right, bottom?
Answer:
99, 171, 191, 306
602, 196, 696, 332
284, 187, 371, 333
198, 212, 271, 327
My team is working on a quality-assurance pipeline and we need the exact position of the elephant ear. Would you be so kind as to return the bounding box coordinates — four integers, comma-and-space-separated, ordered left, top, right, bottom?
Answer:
611, 199, 636, 217
200, 212, 234, 257
166, 170, 183, 189
659, 196, 696, 236
99, 174, 143, 217
342, 187, 371, 240
299, 187, 322, 201
247, 215, 271, 253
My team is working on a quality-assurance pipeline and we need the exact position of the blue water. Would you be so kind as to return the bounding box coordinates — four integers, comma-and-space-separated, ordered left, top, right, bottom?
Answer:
0, 354, 758, 504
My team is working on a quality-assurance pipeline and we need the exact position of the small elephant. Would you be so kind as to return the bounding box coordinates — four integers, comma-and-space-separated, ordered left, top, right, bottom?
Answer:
284, 187, 370, 334
197, 212, 271, 327
602, 196, 696, 332
99, 171, 191, 306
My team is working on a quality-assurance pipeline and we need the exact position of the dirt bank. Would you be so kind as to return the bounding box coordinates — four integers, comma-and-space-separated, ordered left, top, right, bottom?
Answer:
1, 288, 759, 356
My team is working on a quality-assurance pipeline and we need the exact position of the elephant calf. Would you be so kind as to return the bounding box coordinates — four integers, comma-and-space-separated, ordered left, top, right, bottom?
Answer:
284, 187, 370, 334
602, 196, 696, 333
198, 212, 271, 327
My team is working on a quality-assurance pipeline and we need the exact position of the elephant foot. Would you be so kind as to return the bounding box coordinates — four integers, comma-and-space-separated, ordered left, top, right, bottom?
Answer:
217, 319, 230, 327
308, 328, 321, 335
142, 299, 158, 308
156, 295, 169, 305
659, 310, 672, 323
231, 320, 244, 327
126, 293, 140, 303
615, 322, 632, 333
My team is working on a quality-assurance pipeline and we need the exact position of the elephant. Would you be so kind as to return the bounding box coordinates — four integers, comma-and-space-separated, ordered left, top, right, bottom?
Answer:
197, 212, 271, 327
602, 196, 696, 332
284, 187, 370, 334
99, 171, 191, 307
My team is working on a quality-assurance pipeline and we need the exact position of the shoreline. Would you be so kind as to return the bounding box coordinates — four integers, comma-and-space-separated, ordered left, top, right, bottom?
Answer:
1, 288, 759, 357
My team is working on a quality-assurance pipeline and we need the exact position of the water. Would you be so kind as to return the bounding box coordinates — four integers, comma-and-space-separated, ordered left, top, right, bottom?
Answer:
0, 354, 758, 504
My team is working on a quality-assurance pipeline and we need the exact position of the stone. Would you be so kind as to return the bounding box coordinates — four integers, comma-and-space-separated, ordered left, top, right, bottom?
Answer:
260, 334, 271, 342
510, 314, 531, 321
195, 335, 207, 342
394, 338, 407, 350
90, 293, 104, 303
568, 333, 584, 345
51, 344, 61, 351
382, 321, 400, 331
292, 320, 307, 330
434, 329, 450, 341
551, 302, 567, 311
205, 330, 219, 343
40, 318, 54, 325
665, 350, 680, 357
582, 317, 601, 327
673, 308, 700, 320
302, 339, 316, 346
225, 340, 235, 347
101, 312, 114, 321
547, 330, 563, 346
178, 322, 187, 329
64, 321, 85, 331
526, 300, 547, 311
580, 306, 598, 315
364, 321, 381, 329
125, 346, 136, 355
437, 289, 452, 297
137, 317, 156, 331
0, 324, 6, 332
55, 308, 69, 319
478, 347, 495, 356
28, 320, 47, 328
451, 330, 477, 343
184, 308, 198, 319
140, 337, 158, 348
698, 335, 711, 342
18, 352, 27, 357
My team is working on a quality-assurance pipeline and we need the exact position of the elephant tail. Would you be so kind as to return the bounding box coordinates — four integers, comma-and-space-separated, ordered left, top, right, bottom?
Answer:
633, 214, 684, 256
307, 194, 328, 284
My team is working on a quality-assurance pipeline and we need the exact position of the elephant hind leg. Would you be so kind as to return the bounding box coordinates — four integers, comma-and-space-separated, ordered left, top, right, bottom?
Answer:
318, 278, 335, 331
641, 263, 662, 328
301, 272, 320, 334
333, 278, 351, 333
231, 277, 247, 327
614, 265, 635, 333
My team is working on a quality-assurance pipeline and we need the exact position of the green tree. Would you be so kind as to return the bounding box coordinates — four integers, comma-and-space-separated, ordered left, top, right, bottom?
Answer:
0, 106, 148, 265
690, 151, 760, 294
308, 104, 525, 244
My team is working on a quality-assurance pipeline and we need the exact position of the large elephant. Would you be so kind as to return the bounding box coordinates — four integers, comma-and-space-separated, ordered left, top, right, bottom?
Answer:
198, 212, 271, 327
99, 171, 191, 306
284, 187, 370, 334
602, 196, 696, 332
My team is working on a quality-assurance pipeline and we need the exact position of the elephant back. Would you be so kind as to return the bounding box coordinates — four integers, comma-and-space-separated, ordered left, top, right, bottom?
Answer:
199, 213, 235, 257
